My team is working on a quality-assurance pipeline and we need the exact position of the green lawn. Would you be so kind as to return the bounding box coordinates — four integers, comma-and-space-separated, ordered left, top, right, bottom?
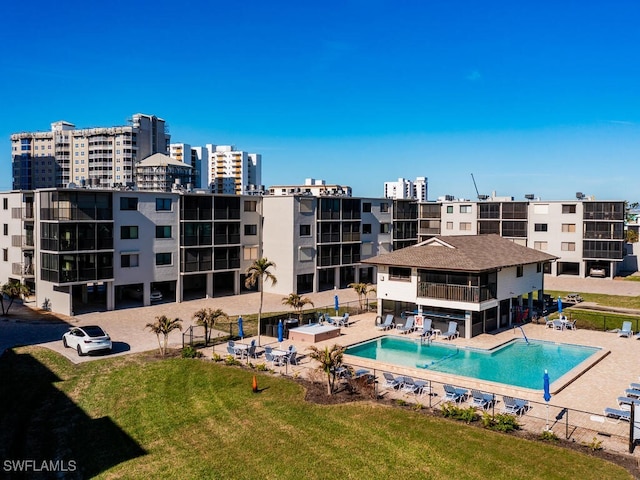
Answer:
0, 347, 633, 479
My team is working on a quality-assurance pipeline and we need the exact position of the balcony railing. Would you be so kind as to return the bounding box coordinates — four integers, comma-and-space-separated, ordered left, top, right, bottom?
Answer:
417, 282, 494, 303
12, 263, 35, 276
11, 235, 34, 248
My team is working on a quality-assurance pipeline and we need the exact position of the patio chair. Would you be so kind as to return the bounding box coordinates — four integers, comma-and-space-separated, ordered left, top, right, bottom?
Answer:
502, 396, 529, 415
617, 397, 640, 408
247, 341, 259, 359
624, 388, 640, 398
619, 321, 633, 338
440, 321, 459, 340
396, 316, 415, 334
226, 345, 236, 356
630, 382, 640, 390
564, 319, 577, 330
286, 350, 298, 366
265, 351, 282, 367
382, 372, 402, 389
339, 313, 350, 327
376, 314, 395, 331
443, 384, 468, 403
604, 407, 631, 422
418, 318, 433, 337
545, 317, 554, 328
471, 389, 495, 410
552, 319, 564, 330
401, 376, 428, 396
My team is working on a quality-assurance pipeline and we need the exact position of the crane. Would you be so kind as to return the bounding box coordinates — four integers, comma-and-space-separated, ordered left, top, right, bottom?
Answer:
471, 173, 488, 201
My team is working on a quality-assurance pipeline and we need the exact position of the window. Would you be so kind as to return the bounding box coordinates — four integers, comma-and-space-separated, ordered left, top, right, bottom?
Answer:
380, 203, 389, 213
380, 223, 390, 234
121, 226, 139, 239
2, 248, 7, 262
362, 202, 371, 213
446, 221, 453, 230
156, 198, 172, 211
300, 225, 311, 236
155, 226, 172, 239
244, 200, 257, 212
389, 267, 411, 281
534, 223, 548, 232
121, 253, 139, 268
120, 197, 138, 210
298, 247, 314, 262
459, 222, 471, 231
562, 224, 576, 233
362, 223, 372, 234
244, 224, 257, 236
459, 205, 472, 213
3, 224, 7, 235
446, 206, 453, 214
516, 266, 523, 277
561, 242, 576, 251
243, 246, 258, 260
534, 241, 548, 250
156, 252, 172, 265
2, 198, 7, 210
562, 204, 577, 214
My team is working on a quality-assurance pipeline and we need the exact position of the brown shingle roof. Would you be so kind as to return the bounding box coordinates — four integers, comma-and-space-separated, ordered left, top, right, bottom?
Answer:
362, 234, 557, 272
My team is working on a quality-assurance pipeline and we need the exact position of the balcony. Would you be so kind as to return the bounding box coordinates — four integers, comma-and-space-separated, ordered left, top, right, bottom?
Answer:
11, 235, 34, 248
12, 263, 35, 276
417, 282, 494, 303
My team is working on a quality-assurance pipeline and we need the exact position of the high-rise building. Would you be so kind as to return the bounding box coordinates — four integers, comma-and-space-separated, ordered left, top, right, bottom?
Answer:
384, 176, 428, 201
11, 114, 169, 190
205, 144, 262, 194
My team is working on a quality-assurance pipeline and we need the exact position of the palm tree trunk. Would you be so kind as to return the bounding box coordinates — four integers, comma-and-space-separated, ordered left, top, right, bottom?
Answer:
156, 333, 163, 355
257, 285, 264, 346
163, 333, 169, 356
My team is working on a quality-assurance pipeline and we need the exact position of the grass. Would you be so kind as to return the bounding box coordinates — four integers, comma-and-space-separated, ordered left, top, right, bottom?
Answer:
0, 347, 633, 480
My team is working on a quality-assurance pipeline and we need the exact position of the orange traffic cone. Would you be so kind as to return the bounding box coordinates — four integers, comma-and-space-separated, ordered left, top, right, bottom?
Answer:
252, 375, 258, 393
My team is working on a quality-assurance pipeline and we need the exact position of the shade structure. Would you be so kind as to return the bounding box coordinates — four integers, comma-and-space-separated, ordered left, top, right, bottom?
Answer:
277, 319, 284, 343
237, 316, 244, 339
334, 295, 339, 315
557, 297, 563, 314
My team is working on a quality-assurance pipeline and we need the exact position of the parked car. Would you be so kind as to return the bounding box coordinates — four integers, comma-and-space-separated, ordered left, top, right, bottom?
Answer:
589, 267, 606, 278
62, 325, 112, 356
150, 290, 163, 302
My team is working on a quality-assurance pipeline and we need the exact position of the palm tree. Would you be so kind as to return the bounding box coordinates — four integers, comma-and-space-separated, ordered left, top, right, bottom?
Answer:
146, 315, 183, 355
307, 344, 346, 395
0, 281, 31, 316
245, 257, 277, 346
348, 282, 376, 311
193, 308, 228, 345
282, 293, 314, 321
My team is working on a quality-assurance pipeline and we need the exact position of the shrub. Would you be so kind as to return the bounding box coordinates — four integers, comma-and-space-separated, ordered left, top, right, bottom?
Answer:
540, 430, 559, 443
255, 363, 269, 372
181, 346, 202, 358
395, 399, 408, 407
482, 412, 520, 432
441, 403, 479, 423
224, 355, 242, 366
583, 436, 603, 451
212, 352, 222, 362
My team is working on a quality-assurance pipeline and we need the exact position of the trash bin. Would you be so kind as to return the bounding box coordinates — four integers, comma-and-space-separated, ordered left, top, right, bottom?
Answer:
284, 319, 299, 339
265, 324, 274, 337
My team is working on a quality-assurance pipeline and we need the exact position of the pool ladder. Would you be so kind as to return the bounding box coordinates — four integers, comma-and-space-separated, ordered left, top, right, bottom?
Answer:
514, 325, 530, 345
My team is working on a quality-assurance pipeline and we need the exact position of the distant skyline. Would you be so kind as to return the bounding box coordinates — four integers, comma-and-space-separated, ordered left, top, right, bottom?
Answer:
2, 1, 638, 202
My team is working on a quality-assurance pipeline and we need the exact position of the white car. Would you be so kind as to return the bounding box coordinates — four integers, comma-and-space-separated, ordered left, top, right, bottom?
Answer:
150, 290, 163, 302
62, 325, 112, 356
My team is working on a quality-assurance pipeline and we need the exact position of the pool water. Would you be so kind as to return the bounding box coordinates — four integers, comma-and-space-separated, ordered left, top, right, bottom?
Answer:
345, 336, 600, 389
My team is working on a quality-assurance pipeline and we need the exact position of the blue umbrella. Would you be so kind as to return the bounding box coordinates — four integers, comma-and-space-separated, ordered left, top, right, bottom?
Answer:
277, 319, 284, 343
557, 297, 562, 314
543, 369, 551, 430
334, 295, 339, 315
237, 316, 244, 340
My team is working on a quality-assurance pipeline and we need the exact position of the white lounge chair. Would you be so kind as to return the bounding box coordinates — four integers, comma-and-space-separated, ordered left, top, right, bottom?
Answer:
440, 321, 459, 340
619, 321, 633, 338
382, 372, 401, 389
443, 384, 468, 403
418, 318, 433, 337
471, 390, 495, 410
376, 314, 395, 331
604, 407, 631, 422
502, 396, 529, 415
396, 316, 415, 334
401, 376, 428, 396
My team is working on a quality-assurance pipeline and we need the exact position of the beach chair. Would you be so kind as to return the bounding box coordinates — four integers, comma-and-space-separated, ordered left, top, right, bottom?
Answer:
617, 397, 640, 408
247, 340, 259, 359
396, 316, 415, 334
382, 372, 401, 389
604, 407, 631, 422
564, 319, 577, 330
502, 396, 529, 415
401, 376, 428, 396
545, 317, 554, 328
440, 321, 459, 340
624, 388, 640, 398
619, 321, 633, 338
443, 384, 468, 403
285, 350, 298, 366
418, 318, 433, 337
471, 390, 495, 410
376, 314, 395, 331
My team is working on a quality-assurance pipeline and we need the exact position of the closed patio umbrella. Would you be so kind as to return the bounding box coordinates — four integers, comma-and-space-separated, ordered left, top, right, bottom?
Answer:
277, 319, 284, 343
237, 316, 244, 340
557, 297, 562, 314
543, 370, 551, 430
334, 295, 339, 315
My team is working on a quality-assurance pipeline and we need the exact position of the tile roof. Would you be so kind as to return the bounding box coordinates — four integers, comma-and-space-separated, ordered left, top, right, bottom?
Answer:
362, 234, 557, 272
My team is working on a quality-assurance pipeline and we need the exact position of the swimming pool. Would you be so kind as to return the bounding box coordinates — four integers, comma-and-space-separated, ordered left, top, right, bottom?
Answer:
345, 336, 601, 390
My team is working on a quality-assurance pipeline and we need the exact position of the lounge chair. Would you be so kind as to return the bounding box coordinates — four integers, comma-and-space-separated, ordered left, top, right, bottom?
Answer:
471, 389, 495, 410
247, 340, 259, 359
339, 313, 350, 327
617, 397, 640, 408
418, 318, 433, 337
265, 352, 280, 367
396, 316, 415, 334
552, 319, 564, 330
382, 372, 401, 389
630, 382, 640, 390
502, 396, 529, 415
564, 319, 577, 330
226, 345, 237, 356
440, 321, 459, 340
624, 388, 640, 398
443, 384, 468, 403
376, 314, 395, 331
604, 407, 631, 422
401, 376, 428, 396
619, 321, 633, 338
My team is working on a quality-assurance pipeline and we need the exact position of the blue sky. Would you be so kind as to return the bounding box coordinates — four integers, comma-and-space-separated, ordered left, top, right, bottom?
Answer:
2, 1, 638, 201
